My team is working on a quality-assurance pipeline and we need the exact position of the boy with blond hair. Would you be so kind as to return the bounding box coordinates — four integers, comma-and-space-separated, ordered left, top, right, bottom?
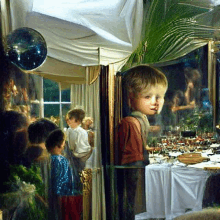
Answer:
118, 65, 168, 219
119, 65, 168, 166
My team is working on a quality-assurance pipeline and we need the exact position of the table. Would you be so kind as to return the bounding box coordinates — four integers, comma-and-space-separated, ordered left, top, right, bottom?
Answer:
135, 163, 211, 220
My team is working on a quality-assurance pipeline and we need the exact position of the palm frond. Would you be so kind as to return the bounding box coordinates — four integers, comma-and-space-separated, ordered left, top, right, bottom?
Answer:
122, 0, 217, 71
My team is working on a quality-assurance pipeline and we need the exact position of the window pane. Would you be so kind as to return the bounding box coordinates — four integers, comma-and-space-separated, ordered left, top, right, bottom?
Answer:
62, 104, 71, 128
62, 88, 70, 102
44, 104, 60, 118
43, 78, 59, 102
28, 74, 41, 122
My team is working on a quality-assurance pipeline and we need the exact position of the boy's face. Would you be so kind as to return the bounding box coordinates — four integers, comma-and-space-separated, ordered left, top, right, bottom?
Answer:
130, 84, 167, 115
67, 117, 79, 129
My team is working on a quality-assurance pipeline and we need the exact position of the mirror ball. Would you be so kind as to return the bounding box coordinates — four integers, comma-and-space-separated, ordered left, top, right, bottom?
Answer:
6, 27, 47, 70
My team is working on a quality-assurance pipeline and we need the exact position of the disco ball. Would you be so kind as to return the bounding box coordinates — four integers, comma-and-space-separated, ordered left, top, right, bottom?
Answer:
6, 27, 47, 70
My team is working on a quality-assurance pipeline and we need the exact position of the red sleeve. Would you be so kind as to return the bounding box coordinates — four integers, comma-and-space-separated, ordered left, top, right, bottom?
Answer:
118, 117, 143, 165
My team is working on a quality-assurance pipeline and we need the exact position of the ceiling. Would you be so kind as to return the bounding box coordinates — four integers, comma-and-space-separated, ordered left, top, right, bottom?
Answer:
6, 0, 143, 84
2, 0, 220, 84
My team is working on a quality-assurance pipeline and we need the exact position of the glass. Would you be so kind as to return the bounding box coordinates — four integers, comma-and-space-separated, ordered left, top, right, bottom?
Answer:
43, 78, 59, 102
61, 104, 71, 128
6, 27, 47, 71
155, 45, 213, 136
44, 104, 60, 122
115, 167, 146, 220
61, 88, 71, 102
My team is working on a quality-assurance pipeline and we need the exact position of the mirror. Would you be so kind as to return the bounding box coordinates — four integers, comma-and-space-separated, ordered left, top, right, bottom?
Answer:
2, 66, 99, 219
114, 45, 214, 219
5, 27, 47, 71
149, 45, 213, 141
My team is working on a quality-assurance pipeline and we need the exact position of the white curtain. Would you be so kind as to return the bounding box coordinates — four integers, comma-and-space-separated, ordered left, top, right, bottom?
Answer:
71, 78, 106, 220
9, 0, 143, 68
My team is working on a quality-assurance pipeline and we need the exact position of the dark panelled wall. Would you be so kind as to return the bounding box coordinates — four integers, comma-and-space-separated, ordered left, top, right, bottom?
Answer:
99, 65, 113, 219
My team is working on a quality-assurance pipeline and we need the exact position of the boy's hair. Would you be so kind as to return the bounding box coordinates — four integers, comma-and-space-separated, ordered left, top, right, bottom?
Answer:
45, 129, 65, 152
122, 65, 168, 97
28, 118, 58, 144
66, 109, 85, 123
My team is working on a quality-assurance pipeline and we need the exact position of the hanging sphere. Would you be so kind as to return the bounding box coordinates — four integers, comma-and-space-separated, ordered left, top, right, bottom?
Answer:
6, 27, 47, 70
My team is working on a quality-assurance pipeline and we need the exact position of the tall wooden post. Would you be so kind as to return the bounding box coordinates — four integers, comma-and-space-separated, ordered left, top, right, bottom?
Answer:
0, 1, 10, 112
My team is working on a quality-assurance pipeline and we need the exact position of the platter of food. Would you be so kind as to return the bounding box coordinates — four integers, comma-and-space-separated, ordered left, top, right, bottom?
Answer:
177, 153, 210, 165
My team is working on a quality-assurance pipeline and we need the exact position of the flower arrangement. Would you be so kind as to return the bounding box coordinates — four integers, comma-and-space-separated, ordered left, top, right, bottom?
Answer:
0, 165, 48, 220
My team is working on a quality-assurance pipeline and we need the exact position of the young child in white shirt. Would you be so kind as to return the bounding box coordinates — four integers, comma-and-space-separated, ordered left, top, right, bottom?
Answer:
65, 109, 92, 171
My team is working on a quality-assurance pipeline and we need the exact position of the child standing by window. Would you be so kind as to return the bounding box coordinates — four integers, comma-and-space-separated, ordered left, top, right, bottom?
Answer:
118, 65, 168, 219
46, 129, 82, 220
65, 109, 92, 172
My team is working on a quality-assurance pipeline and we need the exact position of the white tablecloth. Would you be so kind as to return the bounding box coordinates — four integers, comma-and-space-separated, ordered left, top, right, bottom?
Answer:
145, 164, 173, 219
171, 166, 210, 219
136, 164, 211, 220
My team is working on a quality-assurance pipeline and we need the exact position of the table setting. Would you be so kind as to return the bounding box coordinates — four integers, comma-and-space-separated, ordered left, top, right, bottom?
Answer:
135, 151, 220, 220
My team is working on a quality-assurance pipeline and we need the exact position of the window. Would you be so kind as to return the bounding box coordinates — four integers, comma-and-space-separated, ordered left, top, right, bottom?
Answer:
29, 75, 71, 127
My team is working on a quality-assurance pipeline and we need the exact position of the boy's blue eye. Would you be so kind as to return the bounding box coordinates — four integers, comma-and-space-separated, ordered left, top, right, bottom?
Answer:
145, 96, 150, 99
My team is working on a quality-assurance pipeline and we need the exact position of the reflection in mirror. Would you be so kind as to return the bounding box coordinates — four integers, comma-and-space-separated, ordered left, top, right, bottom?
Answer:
150, 46, 213, 141
115, 45, 215, 220
2, 67, 100, 219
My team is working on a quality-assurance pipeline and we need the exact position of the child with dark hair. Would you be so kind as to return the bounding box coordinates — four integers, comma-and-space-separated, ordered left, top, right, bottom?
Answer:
46, 129, 82, 220
22, 117, 59, 215
0, 111, 48, 220
0, 110, 29, 193
24, 118, 58, 165
28, 118, 59, 145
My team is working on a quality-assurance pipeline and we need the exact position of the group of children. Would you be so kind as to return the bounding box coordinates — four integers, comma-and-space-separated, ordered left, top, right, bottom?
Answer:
0, 107, 93, 220
46, 109, 93, 220
47, 65, 168, 220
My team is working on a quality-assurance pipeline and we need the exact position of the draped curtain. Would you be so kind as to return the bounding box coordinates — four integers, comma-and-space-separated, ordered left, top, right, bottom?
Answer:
99, 65, 114, 218
70, 77, 106, 220
98, 64, 118, 218
114, 73, 123, 165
